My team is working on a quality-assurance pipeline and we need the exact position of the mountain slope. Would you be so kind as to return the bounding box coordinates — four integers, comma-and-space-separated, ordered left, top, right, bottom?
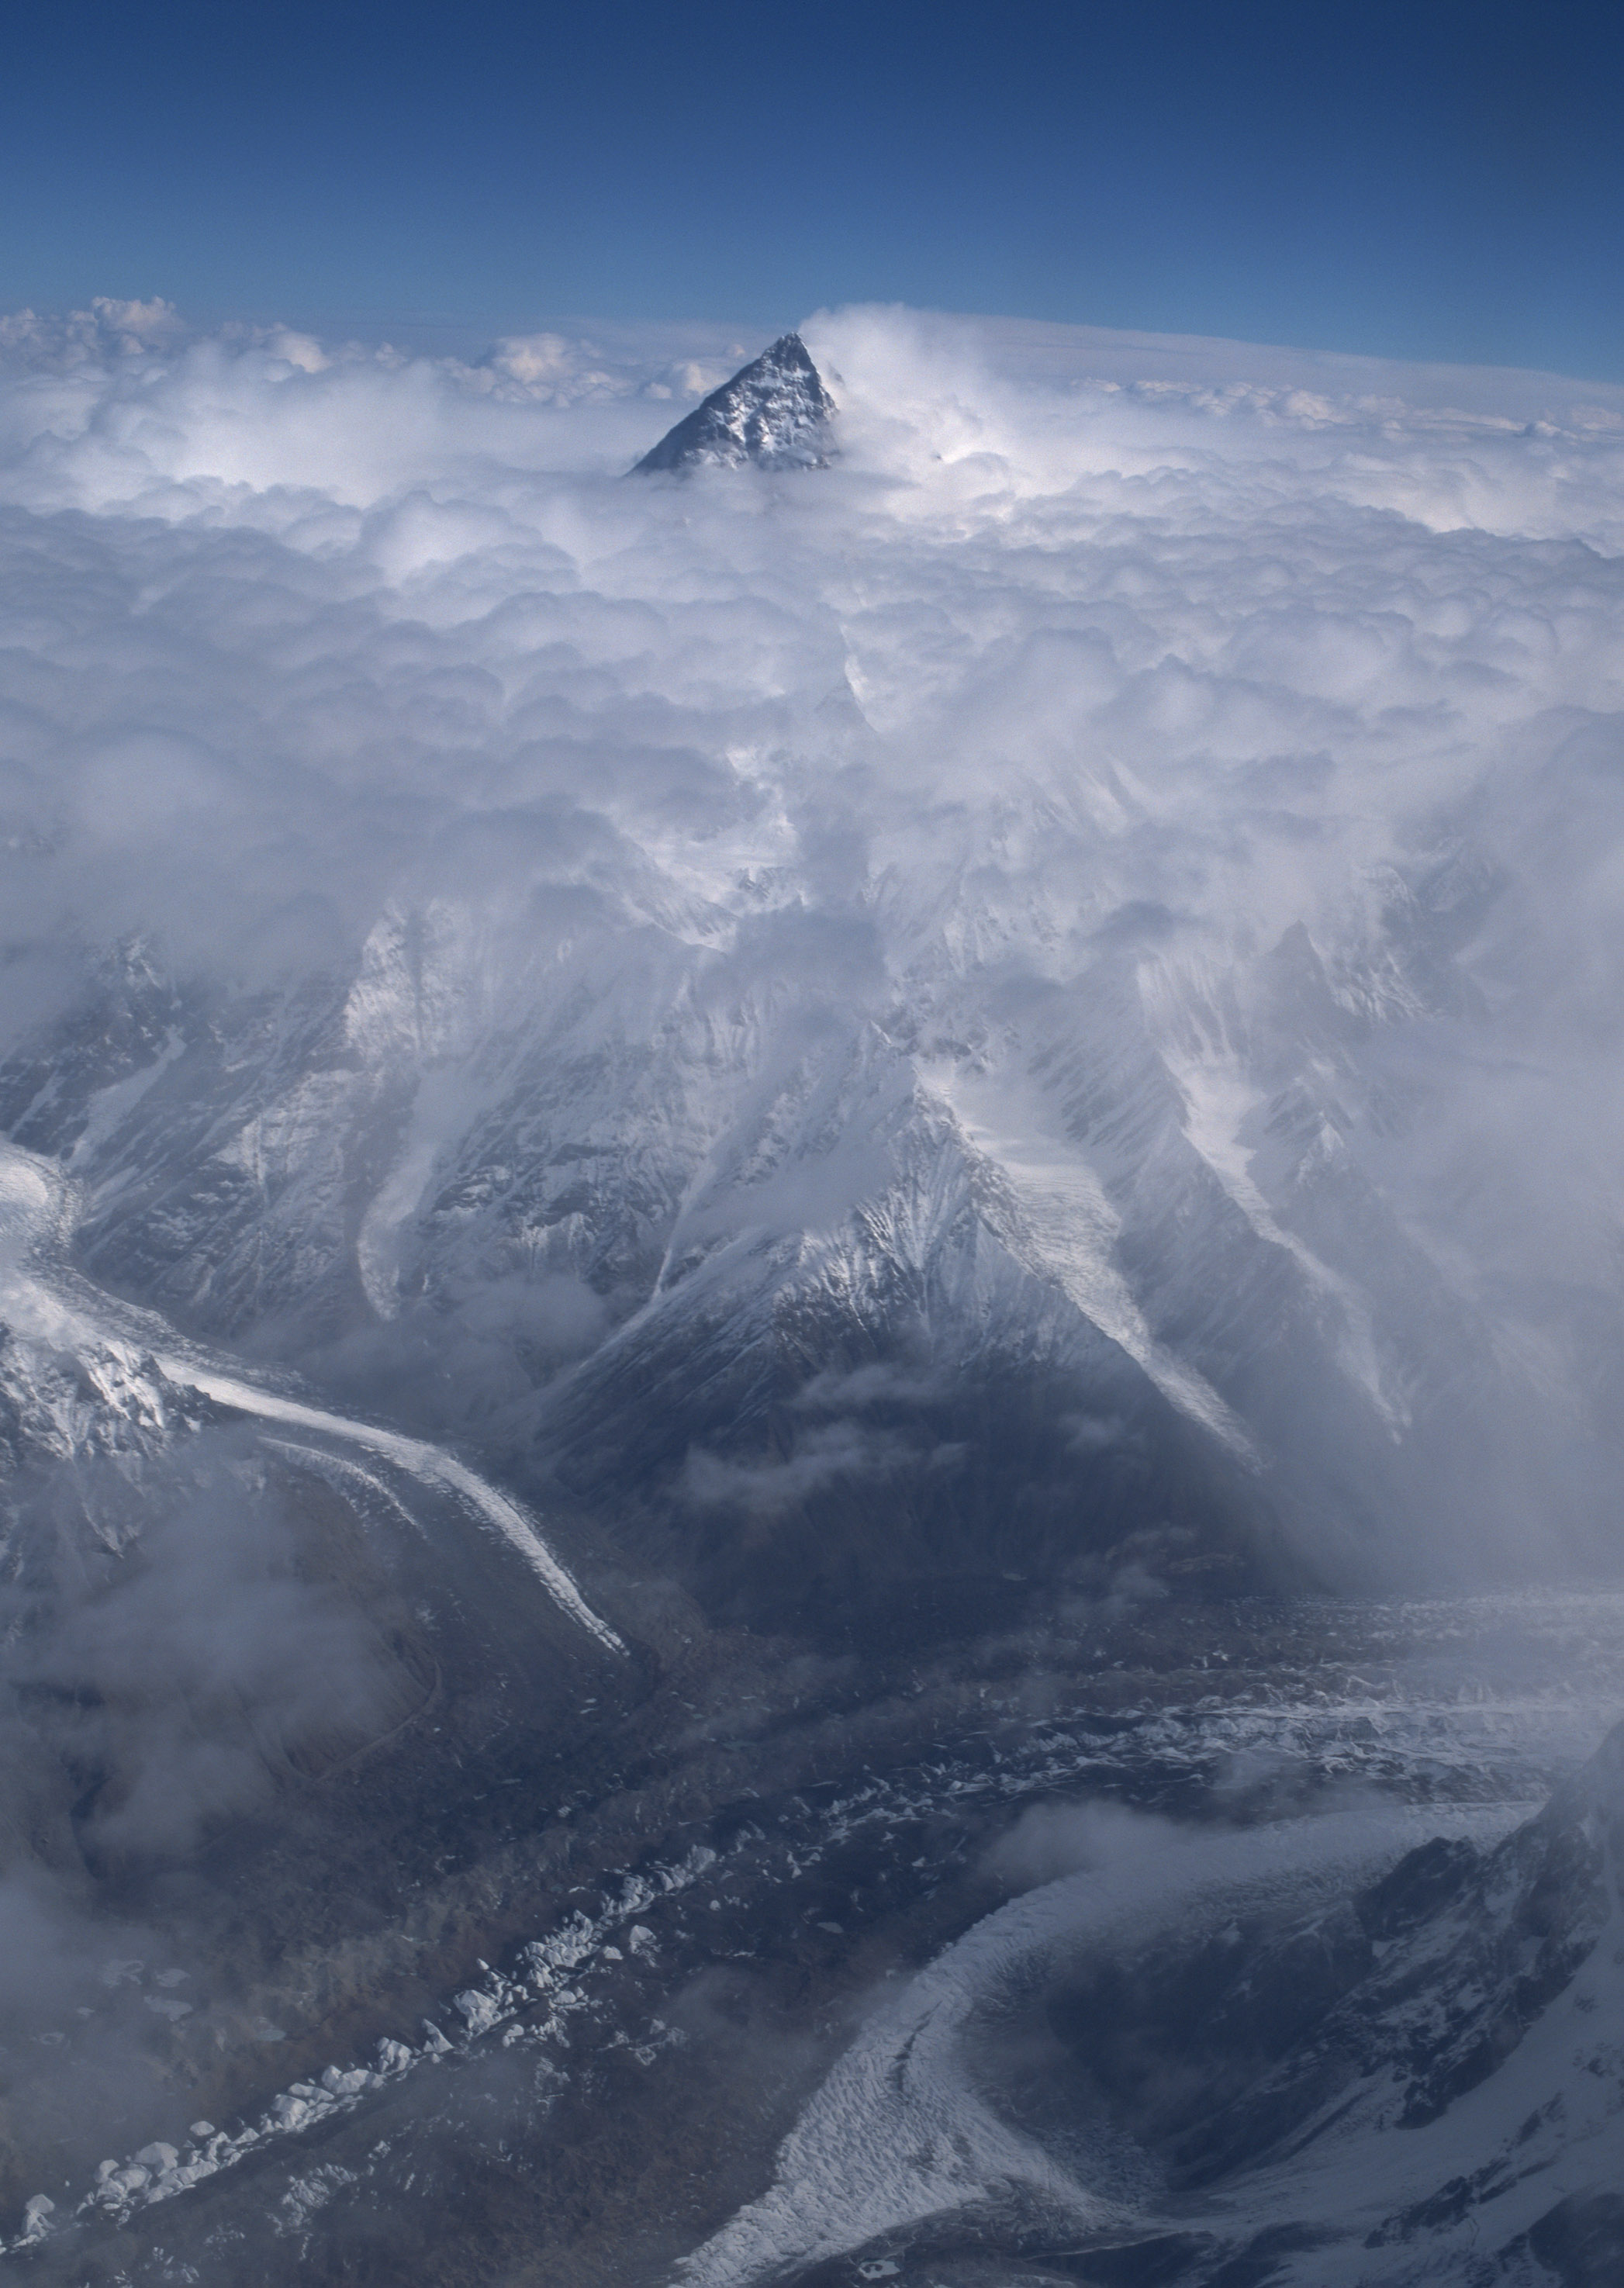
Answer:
3, 792, 1609, 1645
633, 333, 836, 472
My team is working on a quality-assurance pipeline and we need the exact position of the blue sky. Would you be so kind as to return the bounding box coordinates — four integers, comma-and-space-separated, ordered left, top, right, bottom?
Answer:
3, 0, 1622, 377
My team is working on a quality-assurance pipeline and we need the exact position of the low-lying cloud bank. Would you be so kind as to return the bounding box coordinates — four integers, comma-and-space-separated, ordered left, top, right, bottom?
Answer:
4, 297, 1622, 996
3, 299, 1624, 1588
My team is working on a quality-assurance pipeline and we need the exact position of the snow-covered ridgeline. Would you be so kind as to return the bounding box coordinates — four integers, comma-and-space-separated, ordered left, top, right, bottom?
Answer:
33, 819, 1601, 1599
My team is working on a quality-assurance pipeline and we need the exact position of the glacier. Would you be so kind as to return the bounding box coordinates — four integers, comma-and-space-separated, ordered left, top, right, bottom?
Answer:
0, 1135, 621, 1650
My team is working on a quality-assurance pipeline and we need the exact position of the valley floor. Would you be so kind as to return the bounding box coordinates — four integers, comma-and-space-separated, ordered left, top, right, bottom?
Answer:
10, 1585, 1622, 2286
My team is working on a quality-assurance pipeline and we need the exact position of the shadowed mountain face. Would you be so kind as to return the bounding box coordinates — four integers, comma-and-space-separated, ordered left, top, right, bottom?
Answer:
633, 333, 835, 471
2, 821, 1614, 1659
654, 1719, 1624, 2288
0, 1102, 1619, 2276
0, 1142, 642, 2227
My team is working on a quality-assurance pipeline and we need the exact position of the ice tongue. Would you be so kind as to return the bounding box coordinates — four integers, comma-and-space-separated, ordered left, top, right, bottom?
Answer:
633, 332, 835, 472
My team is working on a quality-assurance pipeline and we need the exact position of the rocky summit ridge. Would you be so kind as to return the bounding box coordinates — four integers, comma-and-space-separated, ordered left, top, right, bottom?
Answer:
633, 331, 835, 472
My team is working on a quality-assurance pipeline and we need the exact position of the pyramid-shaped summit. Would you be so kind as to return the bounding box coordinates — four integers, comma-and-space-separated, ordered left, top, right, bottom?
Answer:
634, 334, 835, 473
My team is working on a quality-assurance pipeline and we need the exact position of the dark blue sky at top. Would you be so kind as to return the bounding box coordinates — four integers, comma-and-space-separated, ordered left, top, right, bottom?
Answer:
3, 0, 1622, 378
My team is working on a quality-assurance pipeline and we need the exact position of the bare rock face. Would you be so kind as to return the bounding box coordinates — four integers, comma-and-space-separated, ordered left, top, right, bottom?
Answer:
633, 332, 835, 472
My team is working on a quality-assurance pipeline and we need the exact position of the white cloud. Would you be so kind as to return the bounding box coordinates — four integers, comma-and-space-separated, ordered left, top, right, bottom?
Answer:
0, 296, 184, 371
3, 300, 1624, 1576
1, 296, 1618, 1025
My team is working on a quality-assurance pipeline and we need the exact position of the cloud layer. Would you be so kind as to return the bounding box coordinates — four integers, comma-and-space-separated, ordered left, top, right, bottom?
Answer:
2, 301, 1624, 1587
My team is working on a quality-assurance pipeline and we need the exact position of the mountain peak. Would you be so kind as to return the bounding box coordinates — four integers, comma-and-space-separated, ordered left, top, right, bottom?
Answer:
633, 332, 835, 474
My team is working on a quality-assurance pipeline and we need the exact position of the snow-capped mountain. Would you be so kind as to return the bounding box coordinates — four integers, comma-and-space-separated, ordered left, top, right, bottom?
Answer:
634, 332, 836, 471
2, 785, 1611, 1648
